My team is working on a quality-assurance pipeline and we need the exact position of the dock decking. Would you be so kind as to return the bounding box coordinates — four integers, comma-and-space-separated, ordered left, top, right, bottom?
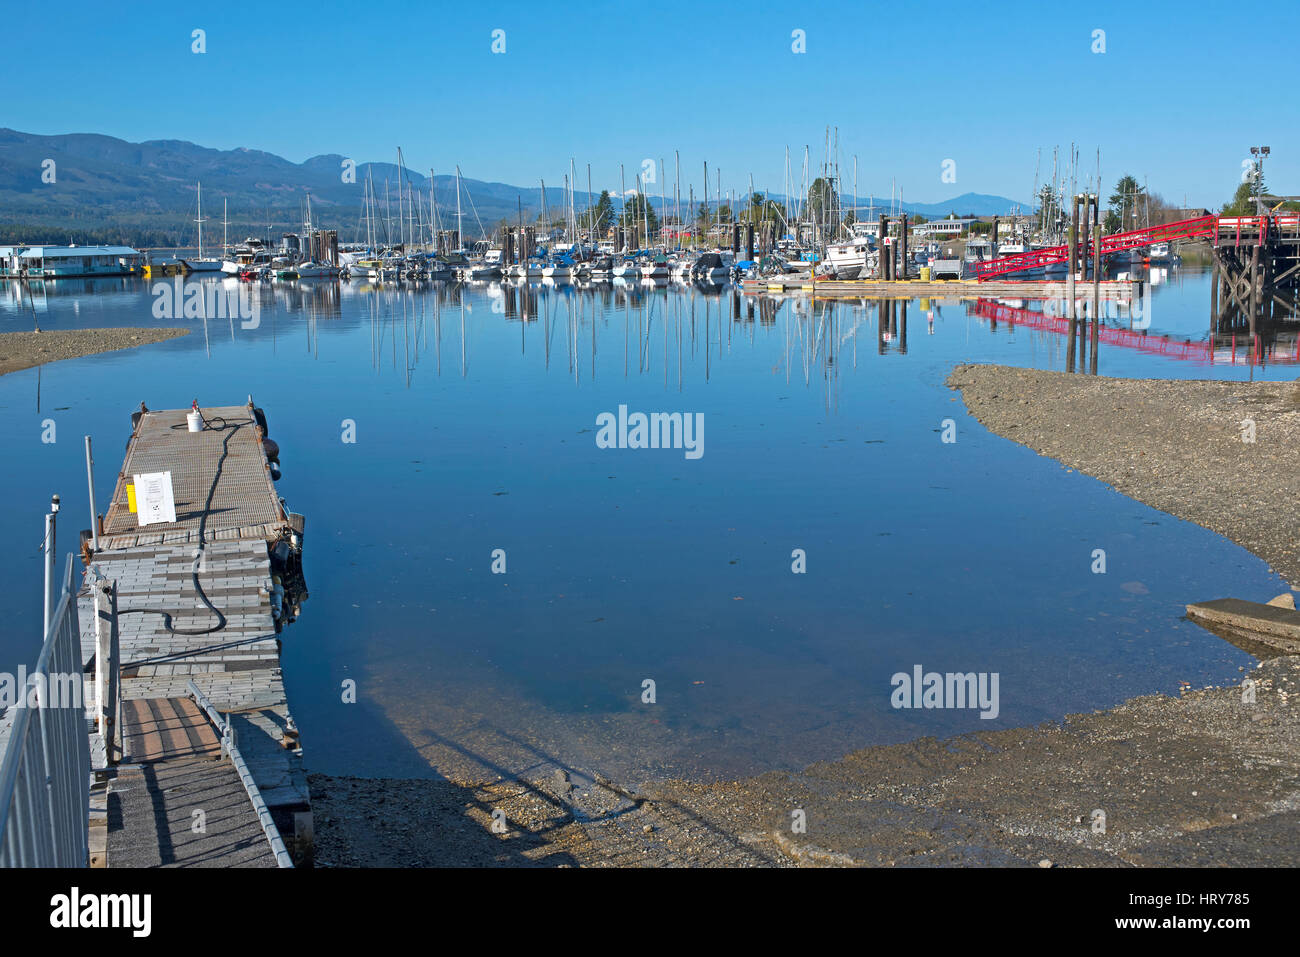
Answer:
79, 400, 310, 867
101, 405, 285, 549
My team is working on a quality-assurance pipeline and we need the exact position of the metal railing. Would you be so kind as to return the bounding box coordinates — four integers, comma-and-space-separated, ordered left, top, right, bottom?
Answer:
186, 680, 294, 868
0, 555, 91, 867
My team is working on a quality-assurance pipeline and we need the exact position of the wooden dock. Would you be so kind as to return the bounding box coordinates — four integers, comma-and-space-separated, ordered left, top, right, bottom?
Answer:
77, 401, 311, 867
740, 276, 1139, 299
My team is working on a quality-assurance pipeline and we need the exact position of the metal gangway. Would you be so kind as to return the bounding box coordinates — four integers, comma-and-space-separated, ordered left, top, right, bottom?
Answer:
0, 550, 93, 867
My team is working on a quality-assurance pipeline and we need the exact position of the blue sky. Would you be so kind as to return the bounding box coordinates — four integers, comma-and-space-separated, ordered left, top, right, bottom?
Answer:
3, 0, 1294, 208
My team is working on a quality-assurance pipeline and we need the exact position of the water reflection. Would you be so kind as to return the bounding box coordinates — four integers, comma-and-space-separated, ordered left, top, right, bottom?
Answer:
1, 268, 1293, 782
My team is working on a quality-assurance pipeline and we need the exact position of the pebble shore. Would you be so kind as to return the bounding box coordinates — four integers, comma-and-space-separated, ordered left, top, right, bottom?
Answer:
0, 327, 189, 377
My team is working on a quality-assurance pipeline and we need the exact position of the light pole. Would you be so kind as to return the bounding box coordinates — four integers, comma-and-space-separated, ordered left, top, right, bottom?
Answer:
1249, 146, 1270, 203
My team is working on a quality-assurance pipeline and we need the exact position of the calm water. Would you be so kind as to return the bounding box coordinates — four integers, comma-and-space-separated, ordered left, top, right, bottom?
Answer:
0, 269, 1291, 784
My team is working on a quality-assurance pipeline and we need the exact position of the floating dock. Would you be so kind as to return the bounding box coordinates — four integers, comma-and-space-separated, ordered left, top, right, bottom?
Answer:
77, 401, 310, 866
741, 277, 1140, 299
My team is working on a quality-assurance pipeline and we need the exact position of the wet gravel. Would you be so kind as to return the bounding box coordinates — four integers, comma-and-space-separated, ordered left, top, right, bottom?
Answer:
0, 328, 189, 377
310, 656, 1300, 867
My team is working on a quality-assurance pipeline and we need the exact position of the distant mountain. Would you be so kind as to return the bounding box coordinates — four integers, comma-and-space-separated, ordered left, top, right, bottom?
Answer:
847, 192, 1032, 218
0, 129, 556, 245
0, 129, 1028, 245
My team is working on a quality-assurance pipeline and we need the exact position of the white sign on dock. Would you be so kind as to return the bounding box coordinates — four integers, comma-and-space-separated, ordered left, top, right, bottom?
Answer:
133, 471, 177, 526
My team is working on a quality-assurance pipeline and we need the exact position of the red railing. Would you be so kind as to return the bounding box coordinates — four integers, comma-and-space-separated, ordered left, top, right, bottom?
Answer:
972, 214, 1219, 280
970, 299, 1298, 364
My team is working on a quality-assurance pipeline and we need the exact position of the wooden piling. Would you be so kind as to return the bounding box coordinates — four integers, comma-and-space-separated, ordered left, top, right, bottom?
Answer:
1067, 196, 1079, 319
1091, 195, 1101, 374
900, 215, 909, 280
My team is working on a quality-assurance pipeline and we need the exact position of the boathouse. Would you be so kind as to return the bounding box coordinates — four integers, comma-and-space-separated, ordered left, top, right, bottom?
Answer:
0, 244, 143, 279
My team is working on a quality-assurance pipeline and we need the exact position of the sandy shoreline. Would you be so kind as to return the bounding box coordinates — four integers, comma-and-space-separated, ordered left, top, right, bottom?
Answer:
0, 328, 189, 377
310, 364, 1300, 867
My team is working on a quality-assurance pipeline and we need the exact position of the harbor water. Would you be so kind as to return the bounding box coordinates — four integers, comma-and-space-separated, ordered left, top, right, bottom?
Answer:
0, 269, 1289, 784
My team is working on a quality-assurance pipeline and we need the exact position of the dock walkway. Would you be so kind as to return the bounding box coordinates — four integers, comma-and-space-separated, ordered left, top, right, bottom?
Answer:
741, 276, 1139, 299
78, 401, 310, 867
108, 698, 277, 867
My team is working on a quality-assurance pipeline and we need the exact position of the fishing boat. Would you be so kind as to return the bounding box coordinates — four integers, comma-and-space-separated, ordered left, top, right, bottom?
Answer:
469, 248, 504, 279
825, 234, 873, 279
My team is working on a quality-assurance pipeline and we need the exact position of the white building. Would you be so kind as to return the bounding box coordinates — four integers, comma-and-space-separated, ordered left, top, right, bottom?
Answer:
912, 219, 978, 238
0, 245, 143, 279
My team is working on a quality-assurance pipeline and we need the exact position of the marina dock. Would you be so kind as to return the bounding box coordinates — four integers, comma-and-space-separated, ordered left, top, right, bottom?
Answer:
741, 276, 1140, 299
77, 400, 311, 867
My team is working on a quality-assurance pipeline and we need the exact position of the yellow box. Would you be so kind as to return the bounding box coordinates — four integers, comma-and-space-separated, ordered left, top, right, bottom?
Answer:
127, 483, 137, 513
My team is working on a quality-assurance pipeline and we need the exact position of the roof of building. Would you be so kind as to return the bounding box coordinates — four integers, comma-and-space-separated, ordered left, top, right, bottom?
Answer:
17, 245, 140, 258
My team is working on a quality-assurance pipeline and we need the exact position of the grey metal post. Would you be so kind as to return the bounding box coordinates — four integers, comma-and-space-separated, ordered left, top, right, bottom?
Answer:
43, 495, 59, 637
93, 579, 119, 765
84, 437, 98, 551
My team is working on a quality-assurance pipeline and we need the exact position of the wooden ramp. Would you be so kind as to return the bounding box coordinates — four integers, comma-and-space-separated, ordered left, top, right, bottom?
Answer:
108, 697, 277, 868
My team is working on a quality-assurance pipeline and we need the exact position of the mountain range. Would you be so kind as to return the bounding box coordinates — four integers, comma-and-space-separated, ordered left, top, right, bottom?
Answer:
0, 129, 1028, 246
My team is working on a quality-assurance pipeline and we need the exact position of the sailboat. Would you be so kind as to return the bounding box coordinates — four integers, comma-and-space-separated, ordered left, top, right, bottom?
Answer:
182, 182, 225, 274
220, 199, 240, 274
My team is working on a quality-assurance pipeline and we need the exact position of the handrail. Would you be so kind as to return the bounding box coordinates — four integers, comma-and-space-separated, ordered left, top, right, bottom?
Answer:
0, 555, 91, 867
185, 680, 293, 868
973, 214, 1220, 280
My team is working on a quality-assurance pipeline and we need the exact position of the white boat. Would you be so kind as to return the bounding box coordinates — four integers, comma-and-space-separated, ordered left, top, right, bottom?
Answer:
296, 261, 336, 279
825, 235, 873, 279
471, 249, 505, 279
542, 258, 574, 280
611, 259, 639, 279
639, 255, 671, 280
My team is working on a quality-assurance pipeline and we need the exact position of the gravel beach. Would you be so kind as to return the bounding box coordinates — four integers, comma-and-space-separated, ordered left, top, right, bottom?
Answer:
0, 328, 189, 377
309, 363, 1300, 867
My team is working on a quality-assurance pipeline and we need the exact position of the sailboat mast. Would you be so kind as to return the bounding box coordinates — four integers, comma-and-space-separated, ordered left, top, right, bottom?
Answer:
455, 166, 463, 249
675, 151, 680, 252
703, 161, 708, 244
396, 149, 406, 249
196, 182, 204, 259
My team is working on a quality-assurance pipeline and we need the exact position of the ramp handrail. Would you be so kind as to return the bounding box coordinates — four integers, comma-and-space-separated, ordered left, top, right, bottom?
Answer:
0, 555, 91, 867
185, 680, 294, 868
972, 214, 1220, 279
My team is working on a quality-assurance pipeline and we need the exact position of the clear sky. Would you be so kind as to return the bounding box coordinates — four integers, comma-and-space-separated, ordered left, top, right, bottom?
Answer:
3, 0, 1294, 209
